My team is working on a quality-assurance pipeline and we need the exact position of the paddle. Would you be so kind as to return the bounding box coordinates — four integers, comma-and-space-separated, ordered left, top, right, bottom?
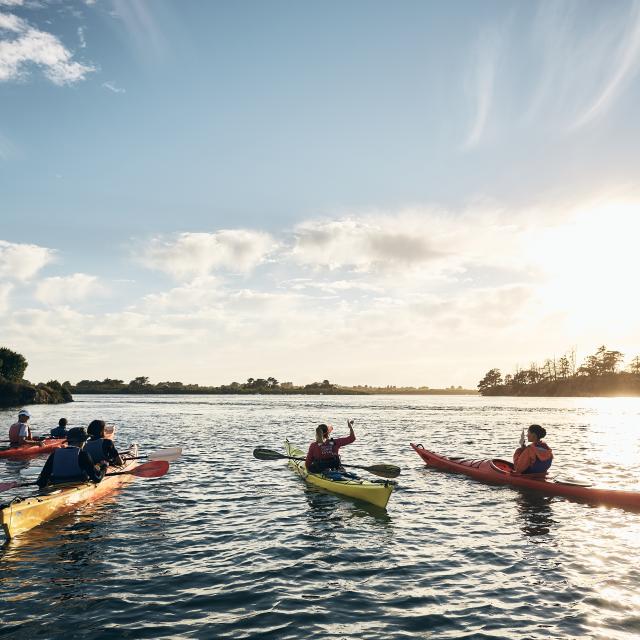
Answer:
253, 447, 401, 479
19, 447, 183, 477
0, 459, 170, 494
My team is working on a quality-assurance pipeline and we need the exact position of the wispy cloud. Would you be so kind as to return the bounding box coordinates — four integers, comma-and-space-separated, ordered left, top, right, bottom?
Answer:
102, 80, 125, 93
0, 9, 95, 84
0, 282, 13, 313
572, 1, 640, 129
77, 25, 86, 48
526, 0, 640, 131
463, 27, 504, 149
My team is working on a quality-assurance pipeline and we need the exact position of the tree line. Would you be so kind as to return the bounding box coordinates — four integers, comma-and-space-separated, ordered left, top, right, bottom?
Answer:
0, 347, 72, 407
72, 377, 475, 395
478, 345, 640, 396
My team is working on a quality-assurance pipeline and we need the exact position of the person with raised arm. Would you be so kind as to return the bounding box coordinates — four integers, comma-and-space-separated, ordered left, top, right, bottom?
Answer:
84, 419, 123, 467
513, 424, 553, 475
305, 419, 356, 474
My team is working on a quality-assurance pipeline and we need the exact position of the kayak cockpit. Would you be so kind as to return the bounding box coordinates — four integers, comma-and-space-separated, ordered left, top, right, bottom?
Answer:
490, 459, 515, 474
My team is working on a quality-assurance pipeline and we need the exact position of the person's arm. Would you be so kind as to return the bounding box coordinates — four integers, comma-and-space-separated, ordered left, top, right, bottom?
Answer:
513, 446, 534, 474
104, 440, 123, 466
36, 454, 55, 488
305, 443, 316, 470
334, 419, 356, 447
79, 451, 106, 483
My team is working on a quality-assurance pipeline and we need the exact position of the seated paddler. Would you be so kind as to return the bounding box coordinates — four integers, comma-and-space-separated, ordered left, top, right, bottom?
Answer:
37, 427, 107, 488
305, 419, 356, 475
513, 424, 553, 475
85, 419, 123, 467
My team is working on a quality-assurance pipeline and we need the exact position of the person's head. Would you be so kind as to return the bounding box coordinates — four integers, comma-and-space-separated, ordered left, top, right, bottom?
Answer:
315, 424, 330, 444
87, 419, 106, 440
528, 424, 546, 442
66, 427, 88, 447
58, 418, 68, 428
18, 409, 30, 423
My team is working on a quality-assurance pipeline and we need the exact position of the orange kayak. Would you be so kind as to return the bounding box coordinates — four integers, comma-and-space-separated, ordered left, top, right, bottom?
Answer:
411, 443, 640, 511
0, 439, 66, 459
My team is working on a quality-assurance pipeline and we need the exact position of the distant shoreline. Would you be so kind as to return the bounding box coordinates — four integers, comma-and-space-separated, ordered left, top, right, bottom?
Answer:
72, 388, 478, 396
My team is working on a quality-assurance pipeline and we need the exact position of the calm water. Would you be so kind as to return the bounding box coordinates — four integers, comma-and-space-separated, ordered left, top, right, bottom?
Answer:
1, 394, 640, 639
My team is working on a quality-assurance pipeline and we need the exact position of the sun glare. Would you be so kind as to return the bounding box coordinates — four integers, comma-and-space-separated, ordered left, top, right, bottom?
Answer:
533, 202, 640, 338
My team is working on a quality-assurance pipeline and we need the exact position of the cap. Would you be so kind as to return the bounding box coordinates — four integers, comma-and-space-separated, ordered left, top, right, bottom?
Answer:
18, 409, 31, 418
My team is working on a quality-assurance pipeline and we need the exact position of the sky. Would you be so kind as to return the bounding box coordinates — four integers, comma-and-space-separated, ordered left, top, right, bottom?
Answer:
1, 0, 640, 388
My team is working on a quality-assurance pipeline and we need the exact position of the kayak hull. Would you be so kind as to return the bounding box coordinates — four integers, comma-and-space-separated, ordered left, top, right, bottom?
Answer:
0, 439, 66, 459
411, 443, 640, 510
285, 441, 394, 509
0, 445, 140, 539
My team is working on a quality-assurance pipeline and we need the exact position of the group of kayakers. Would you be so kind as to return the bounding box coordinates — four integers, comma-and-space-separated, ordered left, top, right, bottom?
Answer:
304, 420, 553, 477
7, 408, 553, 487
6, 410, 123, 488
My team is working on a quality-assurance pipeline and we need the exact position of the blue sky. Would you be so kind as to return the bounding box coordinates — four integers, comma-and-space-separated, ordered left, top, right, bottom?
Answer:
2, 0, 640, 386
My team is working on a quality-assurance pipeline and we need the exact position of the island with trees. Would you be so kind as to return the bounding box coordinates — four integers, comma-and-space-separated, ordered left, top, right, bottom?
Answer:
71, 377, 476, 396
478, 345, 640, 396
0, 347, 73, 408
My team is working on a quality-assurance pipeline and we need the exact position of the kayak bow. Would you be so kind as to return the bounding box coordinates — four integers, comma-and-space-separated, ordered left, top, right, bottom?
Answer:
285, 441, 394, 509
0, 445, 157, 539
411, 443, 640, 511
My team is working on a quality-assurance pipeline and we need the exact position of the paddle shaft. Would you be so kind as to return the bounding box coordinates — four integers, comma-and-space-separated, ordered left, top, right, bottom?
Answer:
253, 448, 400, 478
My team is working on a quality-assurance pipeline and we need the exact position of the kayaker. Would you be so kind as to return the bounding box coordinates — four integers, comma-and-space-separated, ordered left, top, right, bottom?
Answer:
8, 409, 43, 447
513, 424, 553, 475
50, 417, 69, 439
36, 427, 107, 488
84, 419, 123, 467
305, 419, 356, 474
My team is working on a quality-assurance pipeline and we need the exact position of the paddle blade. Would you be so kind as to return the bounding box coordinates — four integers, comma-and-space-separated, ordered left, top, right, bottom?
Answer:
253, 447, 286, 461
364, 464, 401, 479
0, 480, 21, 493
148, 447, 183, 462
122, 460, 170, 478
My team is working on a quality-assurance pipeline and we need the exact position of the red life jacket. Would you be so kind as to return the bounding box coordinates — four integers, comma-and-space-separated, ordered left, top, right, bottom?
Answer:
8, 422, 30, 446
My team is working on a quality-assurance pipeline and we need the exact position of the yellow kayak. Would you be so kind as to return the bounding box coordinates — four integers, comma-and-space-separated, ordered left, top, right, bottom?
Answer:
0, 445, 140, 540
285, 441, 394, 509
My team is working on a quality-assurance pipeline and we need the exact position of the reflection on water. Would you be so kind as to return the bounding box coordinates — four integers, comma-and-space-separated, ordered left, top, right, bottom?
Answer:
2, 394, 640, 640
515, 491, 557, 540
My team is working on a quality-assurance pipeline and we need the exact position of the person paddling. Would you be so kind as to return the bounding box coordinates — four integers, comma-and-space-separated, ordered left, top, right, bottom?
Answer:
513, 424, 553, 475
36, 427, 107, 488
305, 419, 356, 475
84, 419, 123, 467
50, 417, 69, 439
8, 409, 43, 447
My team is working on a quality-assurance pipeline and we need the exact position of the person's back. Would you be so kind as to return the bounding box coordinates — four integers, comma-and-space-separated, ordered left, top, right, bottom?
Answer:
85, 419, 123, 467
50, 417, 69, 439
37, 427, 106, 488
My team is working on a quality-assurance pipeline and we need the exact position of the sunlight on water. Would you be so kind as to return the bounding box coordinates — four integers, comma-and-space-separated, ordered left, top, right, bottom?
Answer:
1, 394, 640, 639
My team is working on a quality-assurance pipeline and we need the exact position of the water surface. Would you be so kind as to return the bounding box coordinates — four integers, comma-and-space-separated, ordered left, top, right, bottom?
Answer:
1, 395, 640, 639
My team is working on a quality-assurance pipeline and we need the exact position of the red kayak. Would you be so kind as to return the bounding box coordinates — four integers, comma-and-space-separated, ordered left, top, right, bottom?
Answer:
411, 443, 640, 511
0, 439, 66, 459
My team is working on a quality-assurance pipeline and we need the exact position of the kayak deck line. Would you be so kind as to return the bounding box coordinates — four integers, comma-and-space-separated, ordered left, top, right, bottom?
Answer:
411, 443, 640, 511
0, 445, 145, 540
285, 440, 394, 509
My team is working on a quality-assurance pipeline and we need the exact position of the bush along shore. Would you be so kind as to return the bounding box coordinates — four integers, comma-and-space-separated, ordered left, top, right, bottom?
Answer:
0, 347, 73, 408
478, 345, 640, 397
71, 376, 476, 396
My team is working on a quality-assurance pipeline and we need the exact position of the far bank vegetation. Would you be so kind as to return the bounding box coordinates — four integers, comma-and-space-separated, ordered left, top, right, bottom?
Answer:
478, 345, 640, 397
72, 377, 476, 396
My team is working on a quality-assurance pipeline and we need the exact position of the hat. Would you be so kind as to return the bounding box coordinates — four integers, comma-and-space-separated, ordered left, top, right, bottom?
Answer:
66, 427, 89, 443
18, 409, 31, 418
